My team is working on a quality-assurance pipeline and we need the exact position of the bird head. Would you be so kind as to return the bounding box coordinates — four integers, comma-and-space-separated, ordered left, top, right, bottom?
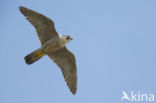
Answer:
62, 35, 73, 42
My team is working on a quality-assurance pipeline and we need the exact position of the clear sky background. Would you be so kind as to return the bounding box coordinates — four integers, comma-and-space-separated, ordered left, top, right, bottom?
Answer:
1, 0, 156, 103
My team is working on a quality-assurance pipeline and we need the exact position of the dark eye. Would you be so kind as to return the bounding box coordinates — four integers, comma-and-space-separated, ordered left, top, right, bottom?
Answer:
66, 36, 70, 40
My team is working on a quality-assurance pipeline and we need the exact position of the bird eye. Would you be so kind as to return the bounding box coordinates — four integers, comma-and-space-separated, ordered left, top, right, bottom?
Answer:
66, 36, 70, 40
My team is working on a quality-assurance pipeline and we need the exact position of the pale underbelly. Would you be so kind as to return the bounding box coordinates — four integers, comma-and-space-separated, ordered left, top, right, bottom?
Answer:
42, 39, 65, 54
43, 44, 63, 54
41, 37, 66, 54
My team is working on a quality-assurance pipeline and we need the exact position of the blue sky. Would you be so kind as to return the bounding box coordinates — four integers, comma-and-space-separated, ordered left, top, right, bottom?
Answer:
1, 0, 156, 103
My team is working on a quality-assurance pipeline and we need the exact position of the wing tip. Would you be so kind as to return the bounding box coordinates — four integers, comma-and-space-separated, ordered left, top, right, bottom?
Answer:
67, 79, 77, 95
69, 84, 77, 95
71, 89, 77, 95
19, 6, 25, 10
19, 6, 31, 14
63, 73, 77, 95
18, 6, 27, 14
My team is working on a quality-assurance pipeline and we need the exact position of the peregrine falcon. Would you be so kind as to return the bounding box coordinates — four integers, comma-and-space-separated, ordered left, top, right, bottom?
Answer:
19, 6, 77, 94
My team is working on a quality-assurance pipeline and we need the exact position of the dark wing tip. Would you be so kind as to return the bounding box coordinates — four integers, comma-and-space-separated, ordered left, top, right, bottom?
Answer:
71, 88, 77, 95
19, 6, 29, 14
63, 72, 77, 95
68, 82, 77, 95
69, 82, 77, 95
19, 6, 26, 11
19, 6, 24, 9
19, 6, 27, 15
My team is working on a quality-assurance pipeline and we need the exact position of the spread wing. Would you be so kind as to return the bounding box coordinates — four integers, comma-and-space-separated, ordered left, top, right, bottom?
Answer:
19, 6, 58, 45
48, 47, 77, 94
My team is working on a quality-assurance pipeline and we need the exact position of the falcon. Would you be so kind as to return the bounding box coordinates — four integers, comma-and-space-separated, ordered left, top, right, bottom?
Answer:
19, 6, 77, 94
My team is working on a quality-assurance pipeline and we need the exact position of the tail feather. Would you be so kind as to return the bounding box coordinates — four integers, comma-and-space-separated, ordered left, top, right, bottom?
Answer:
24, 49, 44, 65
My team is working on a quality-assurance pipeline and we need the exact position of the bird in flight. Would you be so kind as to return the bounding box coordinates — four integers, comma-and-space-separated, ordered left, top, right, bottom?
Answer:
19, 6, 77, 94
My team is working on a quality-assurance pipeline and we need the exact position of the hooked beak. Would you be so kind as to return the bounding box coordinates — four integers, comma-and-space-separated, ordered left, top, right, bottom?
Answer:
70, 37, 73, 40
